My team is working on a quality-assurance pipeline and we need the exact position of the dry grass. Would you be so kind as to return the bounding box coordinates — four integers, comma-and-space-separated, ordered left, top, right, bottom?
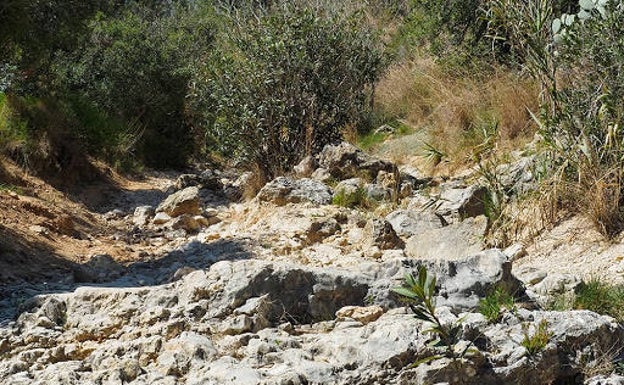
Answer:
375, 55, 539, 171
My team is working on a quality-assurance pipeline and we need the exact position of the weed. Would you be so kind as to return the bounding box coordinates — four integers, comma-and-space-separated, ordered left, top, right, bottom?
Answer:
521, 319, 551, 357
0, 183, 24, 195
392, 266, 467, 359
358, 131, 389, 151
579, 344, 624, 379
332, 187, 372, 209
478, 287, 515, 323
573, 279, 624, 321
421, 141, 446, 167
544, 291, 575, 312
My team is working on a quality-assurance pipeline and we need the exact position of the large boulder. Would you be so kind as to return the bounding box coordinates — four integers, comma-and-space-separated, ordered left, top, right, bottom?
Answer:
257, 177, 332, 206
157, 186, 201, 217
369, 249, 524, 311
435, 183, 488, 220
405, 215, 488, 261
318, 142, 395, 181
386, 209, 446, 238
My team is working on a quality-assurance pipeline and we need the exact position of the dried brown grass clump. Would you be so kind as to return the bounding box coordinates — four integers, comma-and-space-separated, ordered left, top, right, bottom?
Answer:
375, 56, 539, 168
578, 167, 624, 238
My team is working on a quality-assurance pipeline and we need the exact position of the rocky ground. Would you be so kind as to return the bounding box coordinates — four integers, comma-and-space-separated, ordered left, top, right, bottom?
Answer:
1, 142, 624, 384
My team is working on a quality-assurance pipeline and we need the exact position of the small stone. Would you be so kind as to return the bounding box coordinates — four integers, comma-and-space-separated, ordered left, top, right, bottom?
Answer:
133, 205, 155, 227
153, 212, 172, 225
171, 215, 200, 232
219, 315, 253, 335
203, 208, 219, 218
504, 243, 527, 261
294, 155, 318, 177
335, 305, 384, 324
29, 225, 48, 235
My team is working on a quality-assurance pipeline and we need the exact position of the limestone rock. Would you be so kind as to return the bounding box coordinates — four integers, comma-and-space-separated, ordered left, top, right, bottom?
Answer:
133, 205, 154, 227
436, 184, 488, 220
199, 169, 223, 190
318, 141, 394, 181
73, 254, 125, 283
405, 215, 487, 260
157, 186, 201, 217
365, 219, 405, 250
257, 177, 332, 206
305, 218, 341, 245
365, 183, 391, 201
171, 215, 201, 232
532, 273, 582, 296
386, 209, 446, 238
335, 305, 384, 324
175, 173, 201, 190
310, 167, 333, 182
294, 155, 318, 177
152, 212, 172, 225
334, 178, 364, 196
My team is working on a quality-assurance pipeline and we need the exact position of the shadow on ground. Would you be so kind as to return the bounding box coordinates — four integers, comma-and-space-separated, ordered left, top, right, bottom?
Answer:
0, 233, 255, 325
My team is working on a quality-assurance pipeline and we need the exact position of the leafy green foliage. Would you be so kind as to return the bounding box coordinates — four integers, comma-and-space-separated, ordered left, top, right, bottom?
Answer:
54, 4, 214, 168
332, 187, 369, 209
573, 279, 624, 321
478, 288, 515, 323
190, 5, 382, 180
392, 266, 465, 358
521, 319, 551, 357
1, 0, 121, 93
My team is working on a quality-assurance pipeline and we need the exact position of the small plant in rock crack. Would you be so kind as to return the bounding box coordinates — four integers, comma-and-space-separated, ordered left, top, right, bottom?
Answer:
392, 266, 468, 360
521, 319, 552, 357
479, 287, 516, 323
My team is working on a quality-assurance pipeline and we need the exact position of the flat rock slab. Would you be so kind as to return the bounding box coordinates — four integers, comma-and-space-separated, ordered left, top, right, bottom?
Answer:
257, 177, 332, 206
405, 215, 488, 261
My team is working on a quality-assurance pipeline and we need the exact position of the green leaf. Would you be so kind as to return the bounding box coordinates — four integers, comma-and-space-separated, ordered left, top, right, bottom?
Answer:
409, 355, 443, 367
551, 18, 561, 34
579, 0, 594, 10
564, 14, 575, 26
392, 287, 418, 299
578, 9, 591, 20
405, 273, 417, 288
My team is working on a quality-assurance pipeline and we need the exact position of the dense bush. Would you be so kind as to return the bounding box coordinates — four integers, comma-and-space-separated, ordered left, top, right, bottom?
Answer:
190, 6, 382, 180
1, 1, 121, 95
54, 4, 214, 168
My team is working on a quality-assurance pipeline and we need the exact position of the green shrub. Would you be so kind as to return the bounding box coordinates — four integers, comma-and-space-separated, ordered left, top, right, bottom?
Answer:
332, 187, 369, 209
478, 287, 516, 323
393, 266, 467, 359
0, 93, 31, 165
479, 0, 624, 237
521, 319, 551, 357
190, 5, 382, 180
55, 3, 215, 168
1, 1, 121, 94
573, 279, 624, 321
546, 0, 624, 235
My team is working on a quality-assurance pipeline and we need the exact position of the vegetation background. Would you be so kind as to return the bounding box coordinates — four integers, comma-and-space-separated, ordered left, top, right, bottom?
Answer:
2, 0, 623, 238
